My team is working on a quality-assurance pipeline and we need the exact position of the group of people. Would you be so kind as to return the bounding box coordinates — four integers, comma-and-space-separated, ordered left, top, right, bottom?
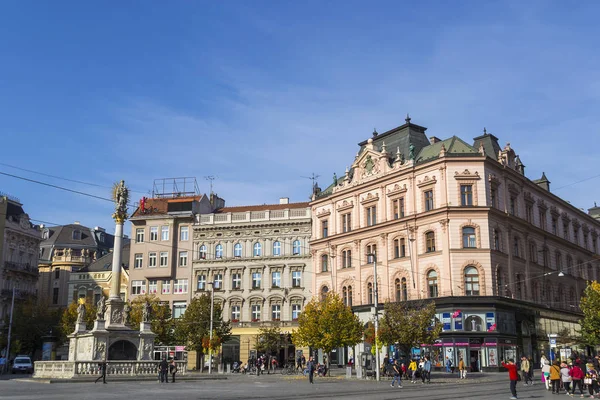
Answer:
502, 353, 600, 399
381, 356, 432, 386
158, 357, 177, 383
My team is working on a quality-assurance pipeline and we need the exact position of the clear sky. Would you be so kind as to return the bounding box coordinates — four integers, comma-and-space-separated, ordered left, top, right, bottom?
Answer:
1, 1, 599, 234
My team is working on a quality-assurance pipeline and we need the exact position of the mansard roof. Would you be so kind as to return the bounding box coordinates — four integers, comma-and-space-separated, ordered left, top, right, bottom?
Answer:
416, 136, 479, 163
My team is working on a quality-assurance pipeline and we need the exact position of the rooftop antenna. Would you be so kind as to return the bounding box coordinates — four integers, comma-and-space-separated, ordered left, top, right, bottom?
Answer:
204, 176, 216, 195
301, 173, 320, 190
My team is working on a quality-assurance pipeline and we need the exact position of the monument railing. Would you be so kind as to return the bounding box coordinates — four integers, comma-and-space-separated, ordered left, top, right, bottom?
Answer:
33, 360, 188, 379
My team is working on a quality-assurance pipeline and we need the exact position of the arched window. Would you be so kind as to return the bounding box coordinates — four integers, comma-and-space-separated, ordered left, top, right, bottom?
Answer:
348, 286, 353, 306
273, 241, 281, 256
425, 232, 436, 253
320, 286, 329, 301
367, 282, 373, 304
215, 244, 223, 259
496, 268, 504, 296
293, 240, 301, 255
493, 229, 501, 251
569, 287, 575, 305
462, 227, 476, 248
513, 237, 520, 258
567, 256, 573, 275
515, 274, 523, 299
342, 287, 348, 306
234, 243, 242, 257
555, 251, 562, 270
395, 278, 401, 302
253, 242, 262, 257
464, 266, 480, 296
529, 242, 537, 263
427, 270, 438, 298
321, 254, 328, 272
342, 250, 352, 268
199, 245, 207, 259
465, 315, 484, 331
401, 277, 408, 301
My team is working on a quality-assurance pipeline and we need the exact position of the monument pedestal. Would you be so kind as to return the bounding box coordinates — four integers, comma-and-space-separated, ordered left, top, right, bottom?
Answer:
104, 297, 130, 331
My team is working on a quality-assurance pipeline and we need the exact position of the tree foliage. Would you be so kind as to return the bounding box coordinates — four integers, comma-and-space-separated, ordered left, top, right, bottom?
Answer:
130, 294, 175, 345
255, 323, 281, 355
174, 294, 231, 354
378, 300, 442, 355
292, 292, 363, 354
59, 300, 97, 342
579, 281, 600, 346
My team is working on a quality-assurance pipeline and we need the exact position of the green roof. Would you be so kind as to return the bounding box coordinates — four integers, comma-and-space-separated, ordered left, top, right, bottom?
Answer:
416, 136, 479, 163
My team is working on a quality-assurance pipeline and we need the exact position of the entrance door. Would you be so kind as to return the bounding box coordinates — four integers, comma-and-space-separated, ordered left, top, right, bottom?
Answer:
469, 350, 479, 372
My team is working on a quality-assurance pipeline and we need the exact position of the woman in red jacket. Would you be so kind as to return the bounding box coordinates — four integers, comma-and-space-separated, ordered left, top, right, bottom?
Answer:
502, 359, 519, 400
570, 363, 585, 397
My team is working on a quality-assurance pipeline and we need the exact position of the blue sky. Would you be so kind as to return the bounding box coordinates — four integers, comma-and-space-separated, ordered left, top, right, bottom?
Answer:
1, 1, 599, 234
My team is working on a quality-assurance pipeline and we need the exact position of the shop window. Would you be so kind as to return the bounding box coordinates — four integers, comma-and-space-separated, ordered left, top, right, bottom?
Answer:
465, 315, 484, 331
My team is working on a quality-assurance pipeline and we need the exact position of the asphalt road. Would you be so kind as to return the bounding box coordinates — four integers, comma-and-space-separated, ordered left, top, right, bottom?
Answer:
0, 372, 568, 400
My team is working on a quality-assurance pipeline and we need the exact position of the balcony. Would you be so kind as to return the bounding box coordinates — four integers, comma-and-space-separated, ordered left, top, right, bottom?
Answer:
197, 208, 310, 225
2, 261, 39, 277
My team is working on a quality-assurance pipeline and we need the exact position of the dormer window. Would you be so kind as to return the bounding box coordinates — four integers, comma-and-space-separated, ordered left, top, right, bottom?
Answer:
72, 230, 81, 240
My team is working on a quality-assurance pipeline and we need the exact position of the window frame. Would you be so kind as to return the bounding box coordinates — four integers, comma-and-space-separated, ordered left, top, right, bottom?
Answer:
234, 243, 242, 257
150, 226, 158, 241
460, 184, 473, 206
272, 241, 281, 256
148, 252, 157, 268
134, 253, 143, 269
159, 251, 168, 267
464, 267, 480, 296
136, 228, 145, 243
424, 190, 434, 212
179, 251, 188, 267
427, 270, 438, 298
462, 227, 476, 248
161, 225, 169, 241
425, 231, 436, 253
180, 226, 189, 241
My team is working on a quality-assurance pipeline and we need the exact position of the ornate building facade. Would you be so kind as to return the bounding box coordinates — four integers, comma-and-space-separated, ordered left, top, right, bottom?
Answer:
38, 223, 115, 308
310, 118, 600, 370
0, 193, 42, 323
192, 199, 312, 365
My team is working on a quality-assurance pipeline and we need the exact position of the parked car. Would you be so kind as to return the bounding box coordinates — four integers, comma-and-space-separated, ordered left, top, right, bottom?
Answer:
12, 356, 33, 374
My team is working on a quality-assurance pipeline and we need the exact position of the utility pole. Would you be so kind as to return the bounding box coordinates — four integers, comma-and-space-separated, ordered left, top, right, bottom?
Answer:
368, 252, 380, 382
4, 286, 15, 374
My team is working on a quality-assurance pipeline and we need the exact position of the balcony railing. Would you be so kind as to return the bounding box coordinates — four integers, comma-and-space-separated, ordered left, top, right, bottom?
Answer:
2, 261, 38, 276
33, 360, 188, 379
197, 208, 310, 225
1, 288, 35, 299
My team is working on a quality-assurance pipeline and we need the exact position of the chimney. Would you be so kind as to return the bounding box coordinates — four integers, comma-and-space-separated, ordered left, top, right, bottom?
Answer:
94, 226, 106, 233
74, 221, 80, 225
279, 197, 289, 205
430, 136, 441, 144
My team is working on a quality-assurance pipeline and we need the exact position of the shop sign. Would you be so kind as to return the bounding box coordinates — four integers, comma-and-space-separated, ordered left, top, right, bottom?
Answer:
175, 346, 185, 351
469, 338, 482, 348
455, 342, 469, 346
442, 312, 452, 331
485, 312, 495, 331
454, 311, 463, 330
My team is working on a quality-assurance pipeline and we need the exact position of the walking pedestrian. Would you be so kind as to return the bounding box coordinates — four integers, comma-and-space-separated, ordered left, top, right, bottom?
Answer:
561, 362, 572, 395
570, 362, 585, 397
390, 359, 403, 388
169, 358, 177, 383
521, 356, 531, 385
542, 355, 551, 390
95, 361, 107, 384
459, 357, 467, 379
408, 359, 417, 383
297, 354, 303, 372
446, 356, 452, 373
422, 356, 431, 384
307, 356, 315, 384
501, 359, 519, 400
585, 363, 598, 398
550, 360, 561, 394
159, 357, 168, 383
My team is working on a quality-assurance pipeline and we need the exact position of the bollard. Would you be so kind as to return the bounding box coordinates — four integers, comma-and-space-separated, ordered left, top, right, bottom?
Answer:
346, 366, 352, 379
227, 364, 231, 374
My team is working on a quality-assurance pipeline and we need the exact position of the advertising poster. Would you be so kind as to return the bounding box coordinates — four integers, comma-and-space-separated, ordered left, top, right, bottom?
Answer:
454, 311, 463, 330
442, 313, 451, 331
488, 348, 497, 366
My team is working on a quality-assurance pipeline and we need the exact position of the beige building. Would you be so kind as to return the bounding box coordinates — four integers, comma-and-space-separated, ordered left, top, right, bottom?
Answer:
0, 193, 42, 322
193, 199, 312, 365
310, 118, 600, 370
67, 242, 130, 304
38, 224, 114, 308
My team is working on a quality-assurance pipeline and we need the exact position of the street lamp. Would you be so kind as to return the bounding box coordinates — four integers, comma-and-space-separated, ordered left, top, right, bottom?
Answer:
3, 285, 15, 374
208, 281, 215, 375
367, 252, 380, 382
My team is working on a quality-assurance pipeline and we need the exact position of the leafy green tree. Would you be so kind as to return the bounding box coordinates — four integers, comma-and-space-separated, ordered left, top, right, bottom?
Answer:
292, 292, 363, 374
579, 281, 600, 346
130, 294, 175, 345
59, 300, 97, 342
255, 323, 281, 356
378, 300, 442, 356
174, 294, 231, 370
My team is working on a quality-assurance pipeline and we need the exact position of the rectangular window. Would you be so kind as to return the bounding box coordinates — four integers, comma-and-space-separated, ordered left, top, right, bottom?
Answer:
148, 279, 157, 294
179, 251, 188, 267
162, 280, 171, 294
292, 304, 301, 320
213, 273, 223, 290
509, 197, 517, 216
150, 226, 158, 241
161, 225, 169, 241
148, 252, 157, 268
490, 188, 497, 208
366, 244, 376, 263
134, 253, 143, 269
197, 275, 206, 291
392, 198, 405, 219
271, 305, 281, 320
251, 305, 261, 321
424, 190, 434, 211
526, 204, 533, 223
563, 222, 569, 240
552, 217, 558, 235
342, 213, 352, 233
159, 251, 168, 267
366, 206, 377, 226
132, 280, 146, 295
460, 185, 473, 206
174, 279, 188, 294
180, 226, 189, 241
539, 211, 546, 230
136, 228, 145, 243
394, 238, 406, 258
292, 271, 302, 288
272, 271, 281, 288
231, 305, 241, 321
232, 273, 241, 289
252, 272, 262, 289
173, 301, 187, 318
52, 287, 59, 304
322, 220, 328, 238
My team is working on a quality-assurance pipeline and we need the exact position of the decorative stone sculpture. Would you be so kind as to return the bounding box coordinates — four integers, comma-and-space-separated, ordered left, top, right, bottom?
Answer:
123, 303, 131, 325
96, 297, 107, 321
76, 302, 86, 324
143, 301, 152, 322
112, 180, 129, 222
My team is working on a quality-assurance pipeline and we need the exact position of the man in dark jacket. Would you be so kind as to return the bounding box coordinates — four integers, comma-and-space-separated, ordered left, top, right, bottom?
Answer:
307, 356, 315, 384
159, 357, 169, 383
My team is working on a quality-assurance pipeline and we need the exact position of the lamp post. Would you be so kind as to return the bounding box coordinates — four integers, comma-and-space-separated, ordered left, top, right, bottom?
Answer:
207, 282, 215, 374
3, 286, 15, 374
367, 252, 380, 382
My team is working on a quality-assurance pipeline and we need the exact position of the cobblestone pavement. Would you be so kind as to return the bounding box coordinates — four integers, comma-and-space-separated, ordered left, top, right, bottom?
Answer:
0, 372, 579, 400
